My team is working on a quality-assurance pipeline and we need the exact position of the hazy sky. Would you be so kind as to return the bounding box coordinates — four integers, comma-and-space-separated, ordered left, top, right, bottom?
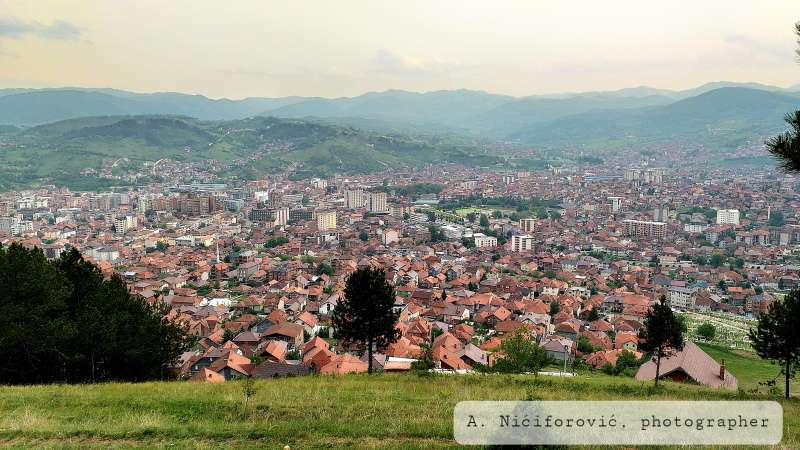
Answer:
1, 1, 798, 99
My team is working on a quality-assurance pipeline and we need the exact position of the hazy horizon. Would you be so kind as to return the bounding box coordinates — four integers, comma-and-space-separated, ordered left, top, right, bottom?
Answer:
1, 1, 798, 99
2, 80, 800, 102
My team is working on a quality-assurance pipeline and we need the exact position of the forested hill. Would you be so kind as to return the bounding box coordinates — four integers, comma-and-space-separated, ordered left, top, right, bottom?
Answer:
0, 115, 501, 190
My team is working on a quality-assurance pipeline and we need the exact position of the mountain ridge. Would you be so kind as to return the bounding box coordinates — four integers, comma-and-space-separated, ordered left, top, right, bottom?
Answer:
1, 81, 797, 128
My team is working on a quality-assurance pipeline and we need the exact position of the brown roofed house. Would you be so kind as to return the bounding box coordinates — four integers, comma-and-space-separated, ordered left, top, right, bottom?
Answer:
635, 341, 737, 390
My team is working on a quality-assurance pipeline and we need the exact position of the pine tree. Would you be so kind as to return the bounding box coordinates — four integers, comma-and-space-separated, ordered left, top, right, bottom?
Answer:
0, 244, 193, 384
332, 267, 399, 374
0, 244, 70, 383
749, 289, 800, 399
755, 22, 800, 399
639, 295, 684, 386
765, 23, 800, 172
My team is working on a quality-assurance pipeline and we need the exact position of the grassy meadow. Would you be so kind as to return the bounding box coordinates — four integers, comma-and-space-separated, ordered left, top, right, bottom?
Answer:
697, 342, 800, 394
0, 372, 797, 449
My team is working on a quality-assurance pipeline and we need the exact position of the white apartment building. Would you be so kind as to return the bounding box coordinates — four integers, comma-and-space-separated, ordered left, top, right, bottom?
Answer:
368, 192, 388, 213
716, 209, 740, 225
87, 246, 120, 262
272, 207, 289, 227
623, 219, 667, 239
344, 189, 367, 209
511, 234, 535, 252
113, 215, 138, 234
652, 207, 670, 222
668, 286, 698, 311
684, 223, 709, 233
609, 196, 622, 213
310, 178, 328, 189
0, 216, 19, 234
624, 168, 666, 184
473, 233, 498, 249
440, 224, 463, 240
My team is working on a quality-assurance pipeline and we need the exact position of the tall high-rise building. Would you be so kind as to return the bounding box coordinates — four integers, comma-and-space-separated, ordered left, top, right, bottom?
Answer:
268, 190, 284, 207
652, 207, 670, 222
511, 234, 535, 252
644, 168, 666, 184
345, 189, 367, 209
624, 168, 641, 182
137, 195, 151, 213
368, 192, 388, 213
273, 207, 289, 226
316, 210, 337, 231
113, 215, 137, 234
609, 196, 622, 213
519, 218, 536, 233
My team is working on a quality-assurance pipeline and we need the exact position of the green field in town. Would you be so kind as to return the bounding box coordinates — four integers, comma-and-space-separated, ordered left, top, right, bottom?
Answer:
683, 311, 755, 350
454, 207, 516, 217
0, 371, 796, 449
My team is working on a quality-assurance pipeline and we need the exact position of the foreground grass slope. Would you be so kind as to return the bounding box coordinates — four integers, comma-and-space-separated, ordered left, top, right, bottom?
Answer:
0, 373, 796, 449
698, 342, 800, 394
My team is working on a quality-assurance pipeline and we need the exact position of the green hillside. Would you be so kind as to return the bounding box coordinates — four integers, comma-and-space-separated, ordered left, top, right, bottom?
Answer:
0, 116, 501, 190
0, 373, 795, 449
4, 84, 798, 148
512, 87, 800, 150
697, 343, 800, 394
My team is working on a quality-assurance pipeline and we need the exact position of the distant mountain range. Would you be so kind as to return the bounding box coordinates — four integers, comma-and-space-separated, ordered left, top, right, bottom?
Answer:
511, 87, 800, 149
0, 88, 304, 124
1, 82, 798, 151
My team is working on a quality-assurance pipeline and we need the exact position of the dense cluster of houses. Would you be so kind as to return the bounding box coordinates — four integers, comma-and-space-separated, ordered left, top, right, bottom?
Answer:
1, 164, 792, 390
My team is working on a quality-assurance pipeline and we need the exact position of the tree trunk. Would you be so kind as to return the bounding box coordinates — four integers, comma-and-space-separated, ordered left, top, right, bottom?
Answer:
786, 359, 791, 400
654, 349, 662, 387
368, 337, 373, 374
91, 353, 96, 383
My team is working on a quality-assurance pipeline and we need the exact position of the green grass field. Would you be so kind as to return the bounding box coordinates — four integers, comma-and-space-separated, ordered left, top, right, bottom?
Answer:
454, 207, 515, 217
0, 372, 797, 449
682, 312, 754, 350
697, 342, 800, 394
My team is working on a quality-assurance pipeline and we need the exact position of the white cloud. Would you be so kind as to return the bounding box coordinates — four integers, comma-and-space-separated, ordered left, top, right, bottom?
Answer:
0, 17, 81, 40
371, 49, 469, 75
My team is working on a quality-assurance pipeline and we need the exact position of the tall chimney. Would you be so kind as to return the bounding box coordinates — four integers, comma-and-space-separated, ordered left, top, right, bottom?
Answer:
719, 359, 725, 380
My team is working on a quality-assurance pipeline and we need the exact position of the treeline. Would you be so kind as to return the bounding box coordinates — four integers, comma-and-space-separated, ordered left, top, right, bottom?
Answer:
0, 244, 192, 384
440, 194, 561, 212
371, 183, 444, 197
